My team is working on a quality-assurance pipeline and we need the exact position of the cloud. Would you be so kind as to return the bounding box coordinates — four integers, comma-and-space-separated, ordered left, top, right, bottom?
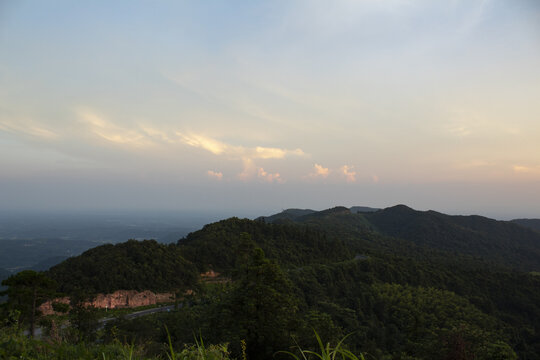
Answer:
340, 165, 357, 183
237, 158, 284, 183
176, 131, 305, 160
255, 146, 304, 159
0, 118, 58, 140
513, 165, 540, 175
257, 167, 284, 183
176, 132, 306, 182
176, 132, 230, 155
238, 158, 257, 181
78, 110, 154, 147
207, 170, 223, 180
140, 126, 174, 143
310, 163, 330, 178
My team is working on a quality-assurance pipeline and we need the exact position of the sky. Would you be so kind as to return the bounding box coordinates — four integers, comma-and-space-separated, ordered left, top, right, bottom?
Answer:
1, 0, 539, 219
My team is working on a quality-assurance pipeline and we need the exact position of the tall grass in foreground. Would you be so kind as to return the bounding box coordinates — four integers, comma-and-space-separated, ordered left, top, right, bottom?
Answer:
278, 331, 365, 360
165, 326, 230, 360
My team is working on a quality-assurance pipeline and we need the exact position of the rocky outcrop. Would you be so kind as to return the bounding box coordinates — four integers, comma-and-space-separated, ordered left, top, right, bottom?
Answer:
39, 290, 174, 315
39, 297, 70, 316
91, 290, 173, 309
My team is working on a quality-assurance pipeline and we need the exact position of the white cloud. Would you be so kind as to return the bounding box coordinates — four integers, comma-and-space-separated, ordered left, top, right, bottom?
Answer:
257, 167, 284, 183
254, 146, 305, 159
238, 158, 257, 181
176, 132, 307, 182
513, 165, 540, 175
78, 110, 153, 147
207, 170, 223, 180
237, 158, 284, 183
175, 132, 230, 155
310, 163, 330, 178
176, 132, 305, 160
341, 165, 357, 183
140, 126, 174, 143
0, 118, 58, 140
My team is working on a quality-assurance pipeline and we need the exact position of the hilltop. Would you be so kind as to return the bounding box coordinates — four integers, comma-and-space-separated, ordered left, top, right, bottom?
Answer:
261, 204, 540, 271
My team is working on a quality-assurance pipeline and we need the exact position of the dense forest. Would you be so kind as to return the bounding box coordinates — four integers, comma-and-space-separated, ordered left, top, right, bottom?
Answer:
2, 205, 540, 359
47, 239, 199, 294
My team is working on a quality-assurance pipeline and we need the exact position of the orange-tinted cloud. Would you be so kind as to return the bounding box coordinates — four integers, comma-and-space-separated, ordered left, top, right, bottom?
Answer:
341, 165, 357, 183
312, 163, 329, 177
258, 167, 283, 183
207, 170, 223, 180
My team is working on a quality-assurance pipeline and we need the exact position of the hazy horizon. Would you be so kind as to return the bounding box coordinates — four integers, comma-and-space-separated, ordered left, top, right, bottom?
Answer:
1, 1, 539, 220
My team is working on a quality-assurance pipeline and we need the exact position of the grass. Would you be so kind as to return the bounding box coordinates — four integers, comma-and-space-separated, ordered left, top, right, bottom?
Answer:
278, 331, 365, 360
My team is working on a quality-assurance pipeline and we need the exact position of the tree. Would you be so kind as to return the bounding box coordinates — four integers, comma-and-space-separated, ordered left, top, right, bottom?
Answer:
227, 245, 299, 359
68, 290, 100, 342
1, 270, 56, 337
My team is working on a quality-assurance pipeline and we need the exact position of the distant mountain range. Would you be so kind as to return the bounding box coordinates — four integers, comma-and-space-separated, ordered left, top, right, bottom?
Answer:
259, 205, 540, 272
2, 205, 539, 275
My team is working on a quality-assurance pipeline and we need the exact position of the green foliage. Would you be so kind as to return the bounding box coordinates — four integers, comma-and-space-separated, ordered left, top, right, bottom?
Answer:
160, 241, 301, 360
224, 246, 300, 359
370, 283, 516, 359
13, 207, 540, 359
1, 270, 56, 337
178, 218, 351, 273
47, 239, 198, 294
279, 330, 365, 360
68, 290, 101, 342
363, 205, 540, 271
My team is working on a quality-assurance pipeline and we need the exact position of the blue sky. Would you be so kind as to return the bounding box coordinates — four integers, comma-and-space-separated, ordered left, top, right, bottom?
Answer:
1, 0, 539, 218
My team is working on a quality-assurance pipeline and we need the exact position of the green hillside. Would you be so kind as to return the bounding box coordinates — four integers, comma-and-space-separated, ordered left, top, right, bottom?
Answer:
263, 205, 540, 271
47, 239, 198, 294
178, 217, 352, 273
4, 206, 540, 359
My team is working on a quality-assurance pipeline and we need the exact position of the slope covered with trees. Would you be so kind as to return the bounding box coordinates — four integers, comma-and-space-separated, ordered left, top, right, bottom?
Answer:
3, 205, 540, 359
512, 218, 540, 233
47, 239, 198, 294
263, 205, 540, 272
178, 217, 352, 273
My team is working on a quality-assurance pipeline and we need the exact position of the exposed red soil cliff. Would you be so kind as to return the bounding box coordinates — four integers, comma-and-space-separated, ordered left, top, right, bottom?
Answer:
39, 290, 174, 315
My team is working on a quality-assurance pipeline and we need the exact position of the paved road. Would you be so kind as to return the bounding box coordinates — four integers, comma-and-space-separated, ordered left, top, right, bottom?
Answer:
100, 304, 178, 326
32, 304, 179, 337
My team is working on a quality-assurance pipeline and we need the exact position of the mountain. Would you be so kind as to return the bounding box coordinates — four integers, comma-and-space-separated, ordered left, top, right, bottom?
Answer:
9, 205, 540, 359
262, 204, 540, 272
47, 239, 198, 294
349, 206, 380, 213
512, 218, 540, 233
107, 209, 540, 358
256, 208, 317, 223
177, 217, 351, 273
257, 206, 380, 223
363, 205, 540, 271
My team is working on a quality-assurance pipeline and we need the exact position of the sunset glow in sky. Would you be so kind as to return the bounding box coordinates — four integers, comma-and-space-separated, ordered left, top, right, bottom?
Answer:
1, 1, 539, 218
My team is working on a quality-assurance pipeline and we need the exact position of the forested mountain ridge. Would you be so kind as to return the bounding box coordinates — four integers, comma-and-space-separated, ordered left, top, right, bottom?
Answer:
4, 205, 540, 359
177, 217, 352, 273
262, 205, 540, 272
47, 239, 198, 294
